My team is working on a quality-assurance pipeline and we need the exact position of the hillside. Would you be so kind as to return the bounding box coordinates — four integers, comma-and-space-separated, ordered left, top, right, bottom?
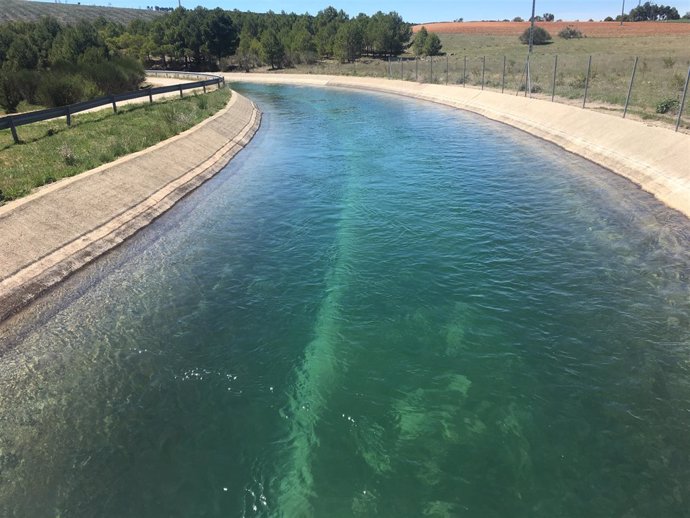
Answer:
413, 20, 690, 37
0, 0, 164, 25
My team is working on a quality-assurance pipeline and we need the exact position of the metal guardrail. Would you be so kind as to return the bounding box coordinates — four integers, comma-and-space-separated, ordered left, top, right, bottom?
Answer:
0, 71, 225, 144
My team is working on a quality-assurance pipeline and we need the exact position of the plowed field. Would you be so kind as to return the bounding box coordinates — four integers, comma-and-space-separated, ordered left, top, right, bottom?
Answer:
413, 21, 690, 37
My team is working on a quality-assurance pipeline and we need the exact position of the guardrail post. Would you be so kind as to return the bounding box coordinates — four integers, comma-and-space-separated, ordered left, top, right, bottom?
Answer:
9, 117, 19, 144
179, 85, 184, 98
111, 95, 117, 113
551, 55, 558, 102
676, 65, 690, 132
148, 88, 153, 103
583, 55, 592, 109
203, 83, 207, 94
623, 56, 638, 118
66, 105, 71, 127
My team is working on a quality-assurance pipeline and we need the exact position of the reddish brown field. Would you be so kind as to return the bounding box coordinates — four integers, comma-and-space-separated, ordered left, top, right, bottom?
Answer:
413, 21, 690, 37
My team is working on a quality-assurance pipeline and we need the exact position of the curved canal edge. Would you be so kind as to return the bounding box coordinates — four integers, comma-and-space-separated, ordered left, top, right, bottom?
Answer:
226, 74, 690, 221
0, 92, 261, 323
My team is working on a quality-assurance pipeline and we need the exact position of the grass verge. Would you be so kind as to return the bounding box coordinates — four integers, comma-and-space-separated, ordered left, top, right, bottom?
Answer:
0, 87, 231, 204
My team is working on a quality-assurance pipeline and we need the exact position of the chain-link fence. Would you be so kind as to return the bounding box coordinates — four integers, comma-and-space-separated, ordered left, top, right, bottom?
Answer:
299, 54, 690, 131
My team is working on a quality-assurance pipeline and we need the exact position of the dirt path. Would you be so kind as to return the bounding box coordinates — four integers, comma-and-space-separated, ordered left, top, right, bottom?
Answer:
0, 91, 260, 323
225, 73, 690, 222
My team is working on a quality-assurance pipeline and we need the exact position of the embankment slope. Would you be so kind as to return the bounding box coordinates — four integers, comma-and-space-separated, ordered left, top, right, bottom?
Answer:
226, 74, 690, 221
0, 92, 260, 322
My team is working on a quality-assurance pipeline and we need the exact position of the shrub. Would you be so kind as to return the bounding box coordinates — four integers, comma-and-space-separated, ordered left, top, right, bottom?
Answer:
656, 98, 679, 114
0, 71, 23, 113
58, 144, 77, 166
195, 94, 208, 110
38, 73, 83, 107
662, 57, 676, 69
81, 57, 144, 94
519, 26, 552, 45
16, 70, 41, 105
558, 26, 584, 39
604, 16, 615, 21
671, 73, 687, 91
519, 84, 543, 93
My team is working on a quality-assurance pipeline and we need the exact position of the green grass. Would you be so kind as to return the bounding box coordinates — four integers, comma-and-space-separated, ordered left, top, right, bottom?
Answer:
276, 32, 690, 126
0, 87, 231, 204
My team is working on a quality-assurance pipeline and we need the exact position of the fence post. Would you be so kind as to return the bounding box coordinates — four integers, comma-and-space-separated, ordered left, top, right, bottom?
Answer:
676, 65, 690, 132
463, 56, 467, 87
502, 56, 506, 93
623, 56, 638, 118
430, 56, 433, 83
388, 56, 392, 79
66, 105, 71, 127
9, 117, 19, 144
111, 95, 117, 113
400, 57, 403, 79
583, 55, 592, 109
551, 55, 558, 102
446, 55, 449, 85
481, 56, 486, 90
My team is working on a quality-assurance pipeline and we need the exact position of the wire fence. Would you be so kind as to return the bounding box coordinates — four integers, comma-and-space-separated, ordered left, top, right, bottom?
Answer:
0, 71, 225, 144
302, 54, 690, 132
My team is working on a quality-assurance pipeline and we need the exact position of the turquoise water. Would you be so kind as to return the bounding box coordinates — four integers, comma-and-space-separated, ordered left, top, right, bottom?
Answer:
1, 84, 690, 517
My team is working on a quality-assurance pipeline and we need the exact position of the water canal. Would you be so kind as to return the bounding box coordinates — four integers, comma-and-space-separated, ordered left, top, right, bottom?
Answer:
1, 84, 690, 517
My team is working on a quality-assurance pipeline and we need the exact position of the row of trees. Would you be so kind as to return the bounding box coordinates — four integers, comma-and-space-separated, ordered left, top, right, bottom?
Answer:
0, 17, 144, 113
605, 2, 687, 21
232, 8, 412, 70
0, 6, 416, 111
628, 2, 681, 21
100, 7, 412, 71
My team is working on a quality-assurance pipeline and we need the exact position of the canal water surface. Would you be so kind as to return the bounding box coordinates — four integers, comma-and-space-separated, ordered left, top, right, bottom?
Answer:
1, 84, 690, 517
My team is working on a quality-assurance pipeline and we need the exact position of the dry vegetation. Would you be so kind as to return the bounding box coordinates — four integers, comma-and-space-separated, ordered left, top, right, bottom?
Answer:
285, 21, 690, 126
0, 0, 162, 25
412, 21, 690, 37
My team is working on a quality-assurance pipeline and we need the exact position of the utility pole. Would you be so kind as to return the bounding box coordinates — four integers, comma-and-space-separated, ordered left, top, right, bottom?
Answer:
621, 0, 626, 25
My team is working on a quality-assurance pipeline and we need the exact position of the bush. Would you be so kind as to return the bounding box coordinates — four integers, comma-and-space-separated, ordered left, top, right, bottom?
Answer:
38, 73, 93, 107
662, 57, 675, 69
0, 71, 23, 113
519, 84, 543, 93
15, 70, 41, 105
656, 98, 679, 114
558, 26, 584, 39
58, 144, 77, 166
519, 26, 552, 45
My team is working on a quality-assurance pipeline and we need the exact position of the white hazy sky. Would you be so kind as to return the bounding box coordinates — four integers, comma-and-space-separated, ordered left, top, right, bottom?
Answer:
53, 0, 690, 23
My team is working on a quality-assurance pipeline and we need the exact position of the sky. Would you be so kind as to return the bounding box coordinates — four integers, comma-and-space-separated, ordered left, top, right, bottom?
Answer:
52, 0, 690, 23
